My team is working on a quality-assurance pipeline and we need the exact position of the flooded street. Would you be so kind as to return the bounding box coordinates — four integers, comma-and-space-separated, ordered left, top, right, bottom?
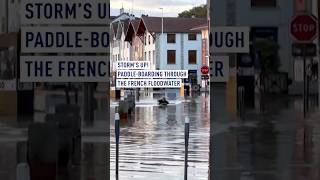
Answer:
1, 91, 320, 180
211, 95, 320, 180
110, 94, 210, 180
0, 91, 110, 180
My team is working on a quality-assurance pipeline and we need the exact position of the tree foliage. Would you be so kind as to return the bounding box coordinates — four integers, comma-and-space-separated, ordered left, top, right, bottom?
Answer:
255, 41, 280, 73
178, 4, 207, 18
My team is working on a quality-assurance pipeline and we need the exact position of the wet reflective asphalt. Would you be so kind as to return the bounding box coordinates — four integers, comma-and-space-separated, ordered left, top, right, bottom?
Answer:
212, 95, 320, 180
1, 91, 320, 180
0, 90, 109, 180
110, 94, 210, 180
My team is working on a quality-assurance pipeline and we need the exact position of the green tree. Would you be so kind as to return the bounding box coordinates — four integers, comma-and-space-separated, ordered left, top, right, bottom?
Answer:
255, 41, 280, 73
178, 4, 207, 18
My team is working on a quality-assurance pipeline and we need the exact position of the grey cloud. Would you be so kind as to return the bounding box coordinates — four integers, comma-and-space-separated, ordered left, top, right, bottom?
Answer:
110, 0, 206, 17
110, 7, 178, 17
113, 0, 205, 8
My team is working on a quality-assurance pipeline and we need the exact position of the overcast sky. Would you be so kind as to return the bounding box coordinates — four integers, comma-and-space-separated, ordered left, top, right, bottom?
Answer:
111, 0, 207, 17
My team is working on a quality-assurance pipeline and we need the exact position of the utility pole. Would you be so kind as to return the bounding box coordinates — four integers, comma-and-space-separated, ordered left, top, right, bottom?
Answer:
314, 0, 320, 108
160, 8, 164, 97
159, 8, 164, 46
131, 0, 134, 16
5, 0, 8, 33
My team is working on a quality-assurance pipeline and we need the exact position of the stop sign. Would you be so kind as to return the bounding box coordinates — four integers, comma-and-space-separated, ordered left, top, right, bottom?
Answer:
201, 65, 209, 74
290, 14, 318, 42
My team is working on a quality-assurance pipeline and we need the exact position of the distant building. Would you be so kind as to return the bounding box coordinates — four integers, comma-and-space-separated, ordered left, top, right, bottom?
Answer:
211, 0, 317, 94
110, 13, 207, 89
8, 0, 20, 32
0, 0, 21, 33
0, 0, 7, 33
110, 11, 136, 86
191, 23, 209, 88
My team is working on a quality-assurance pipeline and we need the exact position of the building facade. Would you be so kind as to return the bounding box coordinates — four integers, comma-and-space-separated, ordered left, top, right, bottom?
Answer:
211, 0, 320, 94
0, 0, 21, 33
111, 14, 207, 89
0, 0, 8, 33
135, 16, 206, 88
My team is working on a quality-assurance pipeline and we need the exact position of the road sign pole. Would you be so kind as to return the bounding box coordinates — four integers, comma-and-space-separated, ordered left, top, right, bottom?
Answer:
184, 117, 190, 180
115, 113, 120, 179
303, 44, 306, 118
307, 67, 310, 111
290, 14, 318, 117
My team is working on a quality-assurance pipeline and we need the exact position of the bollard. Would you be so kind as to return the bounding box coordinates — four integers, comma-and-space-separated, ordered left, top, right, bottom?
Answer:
115, 113, 120, 179
238, 86, 245, 120
16, 162, 30, 180
184, 117, 190, 180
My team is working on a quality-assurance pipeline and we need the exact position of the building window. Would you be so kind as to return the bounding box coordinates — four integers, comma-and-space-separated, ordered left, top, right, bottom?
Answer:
145, 52, 147, 60
148, 35, 151, 45
167, 34, 176, 43
148, 51, 151, 62
188, 33, 197, 40
153, 50, 155, 64
144, 36, 147, 45
188, 50, 197, 64
251, 0, 276, 7
167, 50, 176, 64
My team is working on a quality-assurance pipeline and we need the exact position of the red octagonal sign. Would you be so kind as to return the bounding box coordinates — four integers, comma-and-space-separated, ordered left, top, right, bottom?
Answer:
201, 65, 209, 75
290, 14, 318, 42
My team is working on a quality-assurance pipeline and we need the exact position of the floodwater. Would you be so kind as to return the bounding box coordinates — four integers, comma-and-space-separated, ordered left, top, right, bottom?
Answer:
2, 90, 320, 180
110, 94, 210, 180
0, 91, 110, 180
211, 95, 320, 180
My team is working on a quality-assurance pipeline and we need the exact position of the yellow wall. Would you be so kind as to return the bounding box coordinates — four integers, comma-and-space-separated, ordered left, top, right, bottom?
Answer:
0, 33, 18, 116
226, 75, 237, 117
0, 92, 17, 115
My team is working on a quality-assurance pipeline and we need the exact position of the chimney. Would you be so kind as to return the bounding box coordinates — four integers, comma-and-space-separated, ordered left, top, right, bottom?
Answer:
120, 7, 124, 14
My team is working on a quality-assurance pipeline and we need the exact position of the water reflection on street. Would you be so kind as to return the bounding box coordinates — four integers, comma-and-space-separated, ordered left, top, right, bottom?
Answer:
212, 96, 320, 180
110, 94, 210, 180
0, 91, 109, 180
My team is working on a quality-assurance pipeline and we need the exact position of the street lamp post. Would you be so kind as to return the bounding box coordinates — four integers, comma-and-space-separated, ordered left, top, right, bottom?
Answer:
159, 8, 164, 35
159, 7, 164, 66
159, 8, 164, 96
115, 113, 120, 179
184, 116, 190, 180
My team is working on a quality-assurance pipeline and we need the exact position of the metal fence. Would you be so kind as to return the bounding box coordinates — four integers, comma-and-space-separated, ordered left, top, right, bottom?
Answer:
257, 73, 289, 94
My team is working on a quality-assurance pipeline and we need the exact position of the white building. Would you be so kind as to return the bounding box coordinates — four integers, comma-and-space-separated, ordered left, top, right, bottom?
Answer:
110, 12, 136, 86
8, 0, 20, 32
120, 16, 207, 89
212, 0, 319, 94
110, 10, 208, 89
0, 0, 7, 33
0, 0, 21, 33
110, 12, 132, 63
